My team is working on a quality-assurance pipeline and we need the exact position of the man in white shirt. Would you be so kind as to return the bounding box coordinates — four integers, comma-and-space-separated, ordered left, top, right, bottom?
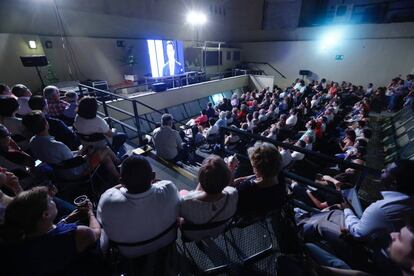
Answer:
286, 108, 298, 127
152, 114, 183, 161
11, 84, 32, 116
98, 155, 180, 258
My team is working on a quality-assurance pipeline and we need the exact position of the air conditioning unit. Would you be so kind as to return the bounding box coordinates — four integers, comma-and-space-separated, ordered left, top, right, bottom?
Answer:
333, 4, 353, 23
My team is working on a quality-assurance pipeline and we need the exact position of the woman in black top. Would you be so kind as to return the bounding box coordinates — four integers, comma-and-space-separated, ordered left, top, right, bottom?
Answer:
233, 141, 286, 216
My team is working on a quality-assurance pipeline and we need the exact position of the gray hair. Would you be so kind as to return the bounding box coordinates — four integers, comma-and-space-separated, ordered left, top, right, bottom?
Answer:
161, 113, 173, 126
43, 85, 59, 100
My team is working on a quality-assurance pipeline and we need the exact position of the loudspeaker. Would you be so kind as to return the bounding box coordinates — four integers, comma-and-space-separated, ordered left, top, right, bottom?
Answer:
20, 55, 48, 67
152, 82, 167, 92
299, 70, 312, 76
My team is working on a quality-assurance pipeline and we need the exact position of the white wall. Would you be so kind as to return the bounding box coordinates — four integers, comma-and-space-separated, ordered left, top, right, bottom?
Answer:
0, 34, 47, 91
104, 75, 250, 121
240, 36, 414, 87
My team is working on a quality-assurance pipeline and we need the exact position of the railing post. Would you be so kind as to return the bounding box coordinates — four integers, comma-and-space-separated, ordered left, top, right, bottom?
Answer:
219, 126, 225, 157
132, 101, 143, 145
102, 99, 109, 118
78, 84, 84, 97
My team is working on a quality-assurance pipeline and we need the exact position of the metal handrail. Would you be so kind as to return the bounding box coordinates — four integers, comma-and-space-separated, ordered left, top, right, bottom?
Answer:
242, 61, 287, 79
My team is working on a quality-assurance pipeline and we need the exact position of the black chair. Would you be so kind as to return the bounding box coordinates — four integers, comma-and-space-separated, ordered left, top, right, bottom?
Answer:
107, 221, 178, 276
227, 211, 276, 265
180, 218, 234, 274
49, 156, 101, 203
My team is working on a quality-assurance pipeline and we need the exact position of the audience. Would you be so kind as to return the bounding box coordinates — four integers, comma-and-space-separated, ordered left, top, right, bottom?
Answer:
22, 110, 119, 181
28, 95, 80, 150
0, 72, 412, 275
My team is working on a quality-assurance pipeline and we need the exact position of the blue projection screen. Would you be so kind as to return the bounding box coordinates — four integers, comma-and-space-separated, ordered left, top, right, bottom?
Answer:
147, 40, 185, 77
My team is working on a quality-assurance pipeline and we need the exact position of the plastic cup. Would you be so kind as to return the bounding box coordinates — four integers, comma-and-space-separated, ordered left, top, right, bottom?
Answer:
73, 195, 88, 207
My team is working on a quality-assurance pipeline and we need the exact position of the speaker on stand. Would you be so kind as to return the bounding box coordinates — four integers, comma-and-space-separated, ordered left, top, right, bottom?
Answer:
20, 55, 49, 89
299, 70, 312, 80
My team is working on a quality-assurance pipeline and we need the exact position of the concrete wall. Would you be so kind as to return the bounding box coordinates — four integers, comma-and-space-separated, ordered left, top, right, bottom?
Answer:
0, 33, 241, 92
104, 75, 249, 121
240, 37, 414, 88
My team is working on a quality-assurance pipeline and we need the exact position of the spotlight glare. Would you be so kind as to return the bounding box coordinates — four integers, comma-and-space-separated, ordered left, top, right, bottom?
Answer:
28, 40, 37, 49
186, 11, 207, 25
320, 27, 346, 51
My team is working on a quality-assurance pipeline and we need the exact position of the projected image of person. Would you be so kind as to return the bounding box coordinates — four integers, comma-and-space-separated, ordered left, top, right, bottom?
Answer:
162, 41, 184, 77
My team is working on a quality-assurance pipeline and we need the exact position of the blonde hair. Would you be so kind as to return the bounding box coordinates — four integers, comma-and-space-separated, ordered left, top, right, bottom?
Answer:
247, 141, 282, 178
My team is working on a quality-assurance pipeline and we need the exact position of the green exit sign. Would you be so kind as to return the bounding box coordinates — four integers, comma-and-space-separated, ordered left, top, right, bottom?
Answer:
335, 55, 344, 60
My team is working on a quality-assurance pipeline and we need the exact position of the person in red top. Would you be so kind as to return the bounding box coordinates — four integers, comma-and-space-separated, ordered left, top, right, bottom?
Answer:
194, 109, 208, 126
43, 86, 69, 118
237, 104, 248, 122
328, 82, 338, 98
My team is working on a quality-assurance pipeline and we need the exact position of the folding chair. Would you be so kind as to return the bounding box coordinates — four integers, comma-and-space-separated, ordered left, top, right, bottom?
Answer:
107, 221, 178, 276
180, 219, 233, 274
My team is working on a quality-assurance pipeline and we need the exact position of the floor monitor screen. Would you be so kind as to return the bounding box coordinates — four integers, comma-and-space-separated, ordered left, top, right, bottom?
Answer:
147, 40, 185, 77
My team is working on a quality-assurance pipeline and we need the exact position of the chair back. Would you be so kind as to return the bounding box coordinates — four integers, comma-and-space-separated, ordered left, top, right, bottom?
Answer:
76, 132, 106, 142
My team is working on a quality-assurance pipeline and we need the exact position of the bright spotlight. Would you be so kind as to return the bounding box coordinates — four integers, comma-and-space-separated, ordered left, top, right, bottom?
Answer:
320, 27, 346, 51
28, 40, 37, 49
186, 11, 207, 25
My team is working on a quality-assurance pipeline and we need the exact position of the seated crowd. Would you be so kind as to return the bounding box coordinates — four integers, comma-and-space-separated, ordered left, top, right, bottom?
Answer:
0, 75, 413, 276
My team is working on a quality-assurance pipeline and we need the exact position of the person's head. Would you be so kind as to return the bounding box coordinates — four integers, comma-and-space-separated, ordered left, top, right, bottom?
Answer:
355, 139, 368, 148
368, 83, 373, 88
201, 109, 207, 116
0, 84, 11, 96
0, 96, 19, 117
0, 124, 11, 150
225, 111, 232, 120
65, 91, 78, 103
345, 129, 356, 142
22, 110, 48, 135
381, 160, 414, 196
161, 113, 174, 127
43, 85, 60, 101
166, 40, 176, 62
241, 123, 248, 131
208, 118, 215, 127
306, 120, 316, 130
198, 155, 232, 195
355, 146, 367, 158
11, 84, 31, 98
4, 186, 56, 241
77, 96, 98, 119
219, 111, 226, 120
207, 102, 213, 109
28, 95, 47, 112
120, 155, 155, 194
388, 215, 414, 275
247, 141, 282, 179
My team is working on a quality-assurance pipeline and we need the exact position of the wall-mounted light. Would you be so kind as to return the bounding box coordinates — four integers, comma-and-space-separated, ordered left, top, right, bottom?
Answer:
28, 40, 37, 49
186, 11, 207, 26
